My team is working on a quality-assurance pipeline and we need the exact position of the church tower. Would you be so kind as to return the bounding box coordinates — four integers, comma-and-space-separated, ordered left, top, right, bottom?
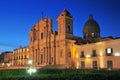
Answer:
56, 8, 75, 67
57, 8, 73, 39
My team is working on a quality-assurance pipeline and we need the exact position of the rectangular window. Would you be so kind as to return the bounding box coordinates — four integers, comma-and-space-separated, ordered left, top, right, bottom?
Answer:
80, 51, 84, 58
51, 57, 53, 62
41, 54, 43, 64
33, 31, 36, 40
25, 55, 27, 59
21, 56, 23, 59
41, 32, 43, 39
106, 48, 113, 56
17, 56, 19, 59
81, 61, 85, 69
93, 61, 97, 69
107, 61, 113, 69
68, 52, 71, 57
92, 50, 97, 57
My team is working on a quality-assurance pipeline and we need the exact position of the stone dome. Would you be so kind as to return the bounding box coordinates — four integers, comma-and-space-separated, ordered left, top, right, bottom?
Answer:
83, 14, 100, 38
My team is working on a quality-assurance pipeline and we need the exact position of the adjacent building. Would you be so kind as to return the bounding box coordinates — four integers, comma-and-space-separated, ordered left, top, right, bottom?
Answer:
12, 46, 29, 66
74, 38, 120, 70
0, 51, 12, 67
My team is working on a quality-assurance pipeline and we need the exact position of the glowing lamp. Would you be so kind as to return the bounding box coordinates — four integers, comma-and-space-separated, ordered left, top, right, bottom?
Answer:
27, 68, 36, 75
7, 63, 10, 67
86, 55, 91, 58
114, 53, 120, 56
76, 63, 79, 69
2, 63, 4, 66
100, 52, 103, 56
76, 53, 78, 58
28, 60, 33, 65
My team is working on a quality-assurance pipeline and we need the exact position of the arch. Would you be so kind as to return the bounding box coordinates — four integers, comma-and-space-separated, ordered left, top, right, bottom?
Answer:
67, 25, 71, 33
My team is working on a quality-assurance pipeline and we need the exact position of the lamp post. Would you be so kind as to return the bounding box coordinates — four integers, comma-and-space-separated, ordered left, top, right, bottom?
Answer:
27, 60, 36, 75
27, 67, 36, 75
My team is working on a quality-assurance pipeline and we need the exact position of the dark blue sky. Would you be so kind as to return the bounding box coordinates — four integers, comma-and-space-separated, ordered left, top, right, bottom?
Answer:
0, 0, 120, 53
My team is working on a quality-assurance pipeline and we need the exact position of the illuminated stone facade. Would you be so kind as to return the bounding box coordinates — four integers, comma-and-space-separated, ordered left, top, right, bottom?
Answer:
74, 38, 120, 70
12, 47, 29, 66
0, 8, 120, 69
29, 8, 77, 68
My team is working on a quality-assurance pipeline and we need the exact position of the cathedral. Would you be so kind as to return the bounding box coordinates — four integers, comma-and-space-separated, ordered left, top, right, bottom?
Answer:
0, 8, 120, 69
29, 8, 78, 68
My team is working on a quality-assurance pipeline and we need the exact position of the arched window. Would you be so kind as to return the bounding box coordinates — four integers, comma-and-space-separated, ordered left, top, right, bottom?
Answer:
33, 30, 37, 40
92, 33, 94, 37
67, 25, 70, 33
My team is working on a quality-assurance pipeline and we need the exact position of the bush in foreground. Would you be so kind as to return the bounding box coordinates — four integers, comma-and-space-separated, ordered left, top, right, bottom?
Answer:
0, 69, 120, 80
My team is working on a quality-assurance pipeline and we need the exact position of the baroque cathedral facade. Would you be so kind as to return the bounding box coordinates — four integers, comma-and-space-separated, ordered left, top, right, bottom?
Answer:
29, 8, 78, 68
0, 8, 120, 69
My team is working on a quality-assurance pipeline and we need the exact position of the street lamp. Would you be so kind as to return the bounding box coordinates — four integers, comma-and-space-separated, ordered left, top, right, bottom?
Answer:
27, 67, 37, 75
26, 60, 36, 75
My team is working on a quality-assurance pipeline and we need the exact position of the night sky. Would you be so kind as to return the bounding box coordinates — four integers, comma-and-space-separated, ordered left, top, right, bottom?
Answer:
0, 0, 120, 53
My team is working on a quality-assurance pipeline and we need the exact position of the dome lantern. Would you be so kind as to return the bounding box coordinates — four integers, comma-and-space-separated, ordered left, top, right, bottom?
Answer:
89, 14, 93, 20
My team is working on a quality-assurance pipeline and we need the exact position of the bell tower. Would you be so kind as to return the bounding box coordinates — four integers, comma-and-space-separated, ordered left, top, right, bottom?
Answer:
57, 8, 73, 38
56, 8, 74, 66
